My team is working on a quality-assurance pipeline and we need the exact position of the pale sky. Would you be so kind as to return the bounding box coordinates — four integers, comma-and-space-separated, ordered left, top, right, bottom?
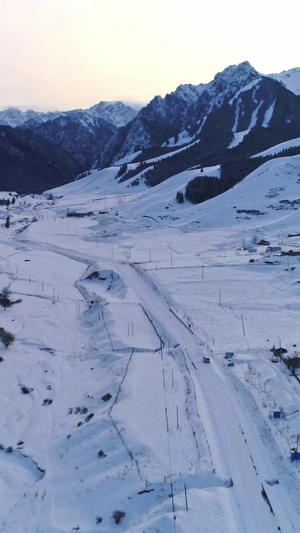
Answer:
1, 0, 299, 111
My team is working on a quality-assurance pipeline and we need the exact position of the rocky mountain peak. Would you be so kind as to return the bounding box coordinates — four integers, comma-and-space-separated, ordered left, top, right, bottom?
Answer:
0, 107, 59, 127
210, 61, 261, 98
86, 101, 138, 128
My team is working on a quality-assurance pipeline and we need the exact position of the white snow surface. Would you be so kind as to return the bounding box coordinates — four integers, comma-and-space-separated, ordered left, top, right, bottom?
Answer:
2, 152, 300, 531
252, 137, 300, 158
270, 67, 300, 95
229, 130, 250, 149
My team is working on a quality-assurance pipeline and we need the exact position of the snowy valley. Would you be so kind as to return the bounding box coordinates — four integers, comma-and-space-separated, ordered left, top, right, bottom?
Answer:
1, 147, 300, 532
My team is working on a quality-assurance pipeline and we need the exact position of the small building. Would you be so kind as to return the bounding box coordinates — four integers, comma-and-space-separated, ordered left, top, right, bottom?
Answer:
257, 239, 270, 246
266, 246, 282, 253
273, 411, 281, 419
291, 451, 300, 462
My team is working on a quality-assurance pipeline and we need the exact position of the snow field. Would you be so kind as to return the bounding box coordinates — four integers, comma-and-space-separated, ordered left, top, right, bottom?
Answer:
0, 230, 213, 531
2, 153, 300, 530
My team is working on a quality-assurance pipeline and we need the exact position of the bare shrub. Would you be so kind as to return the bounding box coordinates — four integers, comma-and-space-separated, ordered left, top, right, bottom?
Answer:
0, 327, 15, 348
112, 510, 125, 524
98, 450, 106, 458
0, 288, 22, 310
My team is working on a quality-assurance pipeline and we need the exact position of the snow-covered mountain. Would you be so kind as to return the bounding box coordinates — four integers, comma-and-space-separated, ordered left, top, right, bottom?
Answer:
101, 61, 300, 167
1, 61, 300, 194
0, 107, 59, 128
0, 101, 137, 170
101, 62, 260, 164
87, 100, 137, 128
0, 101, 137, 129
0, 101, 138, 173
33, 112, 118, 168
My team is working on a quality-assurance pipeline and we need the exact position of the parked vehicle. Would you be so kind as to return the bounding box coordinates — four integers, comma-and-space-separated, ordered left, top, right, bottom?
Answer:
271, 356, 279, 363
227, 360, 234, 367
225, 352, 234, 359
203, 356, 210, 363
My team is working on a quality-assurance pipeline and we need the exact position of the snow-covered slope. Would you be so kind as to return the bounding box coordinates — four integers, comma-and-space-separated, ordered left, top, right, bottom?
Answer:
49, 152, 300, 232
252, 137, 300, 158
270, 67, 300, 95
2, 151, 300, 531
70, 154, 300, 233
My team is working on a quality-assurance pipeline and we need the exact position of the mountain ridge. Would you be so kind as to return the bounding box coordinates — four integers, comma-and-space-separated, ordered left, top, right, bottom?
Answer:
1, 61, 300, 194
103, 62, 300, 167
0, 100, 137, 129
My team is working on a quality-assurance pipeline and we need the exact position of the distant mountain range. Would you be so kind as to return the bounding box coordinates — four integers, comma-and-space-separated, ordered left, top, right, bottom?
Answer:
1, 61, 300, 193
0, 101, 137, 192
0, 100, 137, 129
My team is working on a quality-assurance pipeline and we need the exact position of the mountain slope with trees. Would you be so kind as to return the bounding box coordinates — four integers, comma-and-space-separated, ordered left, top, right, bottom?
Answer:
0, 126, 80, 193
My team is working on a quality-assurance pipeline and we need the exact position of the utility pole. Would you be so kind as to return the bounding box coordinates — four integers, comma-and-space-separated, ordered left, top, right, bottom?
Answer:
184, 483, 188, 510
165, 407, 169, 432
241, 315, 245, 336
